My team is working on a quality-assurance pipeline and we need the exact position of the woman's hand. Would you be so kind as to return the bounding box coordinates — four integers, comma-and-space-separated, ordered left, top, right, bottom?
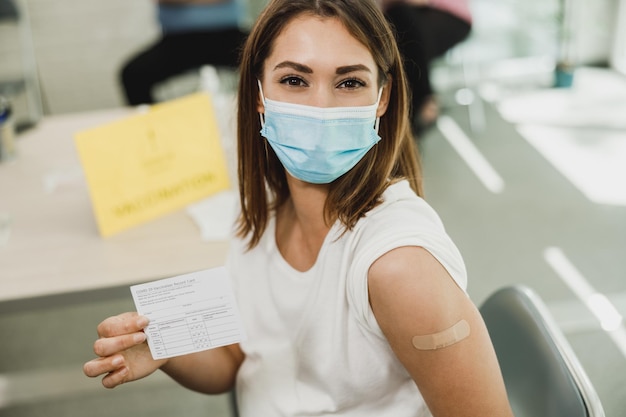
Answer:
83, 312, 166, 388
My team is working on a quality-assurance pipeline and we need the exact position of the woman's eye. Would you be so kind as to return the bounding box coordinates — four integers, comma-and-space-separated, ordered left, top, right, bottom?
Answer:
338, 78, 365, 89
280, 76, 307, 87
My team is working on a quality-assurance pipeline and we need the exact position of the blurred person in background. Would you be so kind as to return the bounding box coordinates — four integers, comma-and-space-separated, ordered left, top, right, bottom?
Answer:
120, 0, 248, 105
379, 0, 472, 136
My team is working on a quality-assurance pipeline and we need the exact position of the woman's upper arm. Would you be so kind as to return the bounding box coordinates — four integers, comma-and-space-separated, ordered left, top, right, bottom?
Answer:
368, 246, 513, 417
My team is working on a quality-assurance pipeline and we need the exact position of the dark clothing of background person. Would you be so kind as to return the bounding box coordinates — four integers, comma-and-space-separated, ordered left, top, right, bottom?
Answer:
384, 2, 471, 134
120, 1, 248, 106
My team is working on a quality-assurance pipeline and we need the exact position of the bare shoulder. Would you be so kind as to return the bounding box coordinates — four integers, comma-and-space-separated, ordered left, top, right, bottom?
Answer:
368, 246, 513, 416
368, 245, 469, 334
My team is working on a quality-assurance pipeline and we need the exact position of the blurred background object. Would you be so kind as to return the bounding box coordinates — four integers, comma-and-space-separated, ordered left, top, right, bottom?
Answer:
119, 0, 248, 106
612, 0, 626, 75
0, 95, 16, 161
0, 0, 43, 132
380, 0, 473, 136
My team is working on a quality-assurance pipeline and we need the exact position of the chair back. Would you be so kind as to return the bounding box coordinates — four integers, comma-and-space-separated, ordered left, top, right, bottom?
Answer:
480, 285, 605, 417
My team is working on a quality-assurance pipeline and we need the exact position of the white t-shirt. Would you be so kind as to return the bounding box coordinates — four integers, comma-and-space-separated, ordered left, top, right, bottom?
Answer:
226, 180, 467, 416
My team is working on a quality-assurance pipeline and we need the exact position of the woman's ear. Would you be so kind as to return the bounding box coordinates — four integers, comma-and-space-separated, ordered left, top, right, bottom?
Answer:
257, 80, 265, 114
376, 76, 392, 117
257, 95, 265, 114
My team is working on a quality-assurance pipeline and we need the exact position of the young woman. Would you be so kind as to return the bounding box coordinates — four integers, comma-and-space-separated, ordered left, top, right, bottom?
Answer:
84, 1, 513, 416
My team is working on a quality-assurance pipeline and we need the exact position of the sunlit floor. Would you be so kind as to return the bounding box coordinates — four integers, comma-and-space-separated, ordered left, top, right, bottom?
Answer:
0, 66, 624, 416
422, 65, 626, 416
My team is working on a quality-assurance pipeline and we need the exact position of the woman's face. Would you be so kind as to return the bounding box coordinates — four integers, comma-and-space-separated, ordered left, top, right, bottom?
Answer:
258, 14, 389, 116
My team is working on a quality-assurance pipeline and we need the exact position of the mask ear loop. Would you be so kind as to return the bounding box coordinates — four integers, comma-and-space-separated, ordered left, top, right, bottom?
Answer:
257, 80, 266, 128
374, 87, 383, 133
257, 80, 271, 172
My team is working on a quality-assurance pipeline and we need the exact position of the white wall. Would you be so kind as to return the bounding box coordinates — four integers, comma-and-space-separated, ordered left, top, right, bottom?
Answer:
0, 0, 159, 115
612, 0, 626, 74
571, 0, 620, 65
28, 0, 159, 114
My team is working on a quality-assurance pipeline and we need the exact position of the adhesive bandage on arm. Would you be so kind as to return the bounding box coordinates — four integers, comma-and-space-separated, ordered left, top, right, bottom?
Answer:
411, 319, 471, 350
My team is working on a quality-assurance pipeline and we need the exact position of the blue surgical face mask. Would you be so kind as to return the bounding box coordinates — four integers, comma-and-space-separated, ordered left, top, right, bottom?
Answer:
258, 81, 382, 184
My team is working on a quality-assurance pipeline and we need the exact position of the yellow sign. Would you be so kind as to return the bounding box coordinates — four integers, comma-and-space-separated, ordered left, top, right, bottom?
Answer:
75, 93, 231, 237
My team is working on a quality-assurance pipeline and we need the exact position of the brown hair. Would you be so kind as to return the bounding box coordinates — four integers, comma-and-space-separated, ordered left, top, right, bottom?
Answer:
236, 0, 422, 249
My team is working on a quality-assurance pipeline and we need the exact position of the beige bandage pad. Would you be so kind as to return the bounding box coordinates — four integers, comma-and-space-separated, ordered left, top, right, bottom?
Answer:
411, 319, 470, 350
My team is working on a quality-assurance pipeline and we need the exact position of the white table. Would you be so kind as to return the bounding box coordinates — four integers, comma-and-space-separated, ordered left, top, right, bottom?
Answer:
0, 108, 232, 302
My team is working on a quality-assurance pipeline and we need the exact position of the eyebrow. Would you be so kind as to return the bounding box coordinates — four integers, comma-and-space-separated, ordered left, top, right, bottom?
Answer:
274, 61, 313, 73
273, 61, 372, 75
335, 64, 371, 75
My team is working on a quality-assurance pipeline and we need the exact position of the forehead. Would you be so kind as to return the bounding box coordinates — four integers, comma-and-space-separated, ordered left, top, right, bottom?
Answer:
266, 14, 376, 71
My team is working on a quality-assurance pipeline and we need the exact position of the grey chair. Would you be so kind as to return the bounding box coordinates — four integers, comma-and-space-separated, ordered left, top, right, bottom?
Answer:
480, 285, 605, 417
229, 389, 239, 417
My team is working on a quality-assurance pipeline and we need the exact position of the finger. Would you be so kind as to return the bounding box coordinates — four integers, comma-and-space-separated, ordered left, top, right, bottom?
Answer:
97, 312, 149, 338
83, 355, 125, 378
93, 331, 147, 357
101, 365, 130, 389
